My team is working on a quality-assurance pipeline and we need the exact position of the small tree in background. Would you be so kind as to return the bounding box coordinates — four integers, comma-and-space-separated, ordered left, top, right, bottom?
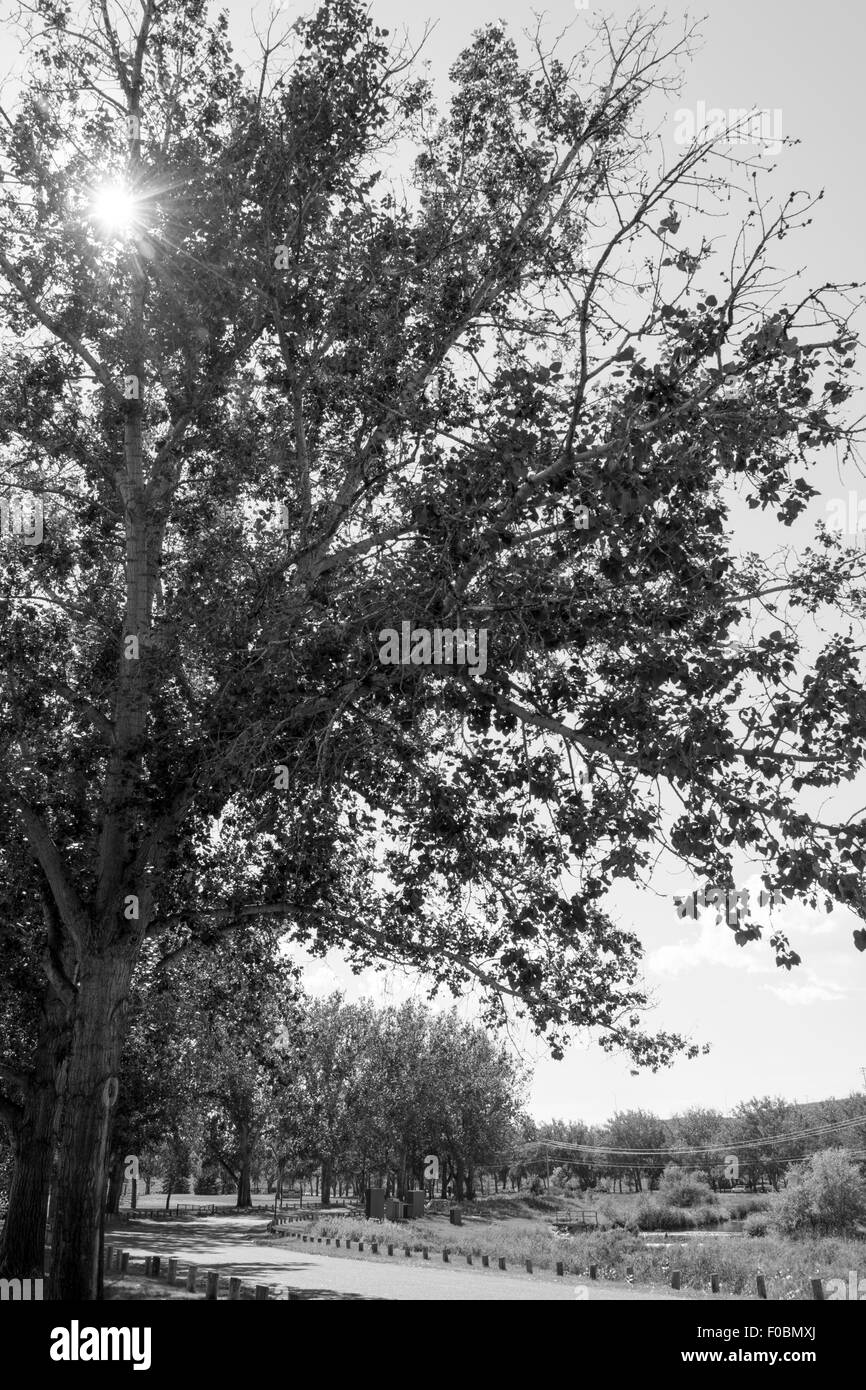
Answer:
777, 1148, 866, 1237
658, 1162, 716, 1208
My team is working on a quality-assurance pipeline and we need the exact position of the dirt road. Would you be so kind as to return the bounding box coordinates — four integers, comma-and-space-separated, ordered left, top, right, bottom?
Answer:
108, 1214, 714, 1301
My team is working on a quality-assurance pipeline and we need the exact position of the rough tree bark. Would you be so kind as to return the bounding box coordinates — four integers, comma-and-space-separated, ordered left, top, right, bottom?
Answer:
49, 950, 136, 1301
0, 996, 69, 1278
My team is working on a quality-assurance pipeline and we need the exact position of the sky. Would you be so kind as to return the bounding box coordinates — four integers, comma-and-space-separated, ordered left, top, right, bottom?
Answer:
2, 0, 865, 1122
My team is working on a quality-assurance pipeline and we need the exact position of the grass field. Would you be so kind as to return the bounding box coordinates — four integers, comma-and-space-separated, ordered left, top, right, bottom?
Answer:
267, 1189, 865, 1300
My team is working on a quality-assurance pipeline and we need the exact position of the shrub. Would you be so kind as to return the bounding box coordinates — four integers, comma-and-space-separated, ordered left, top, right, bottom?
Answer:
729, 1197, 771, 1220
658, 1163, 717, 1208
634, 1197, 691, 1231
776, 1149, 866, 1238
744, 1211, 772, 1237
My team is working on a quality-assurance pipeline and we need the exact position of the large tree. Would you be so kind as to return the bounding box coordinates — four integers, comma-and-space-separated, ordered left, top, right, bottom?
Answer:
1, 0, 865, 1298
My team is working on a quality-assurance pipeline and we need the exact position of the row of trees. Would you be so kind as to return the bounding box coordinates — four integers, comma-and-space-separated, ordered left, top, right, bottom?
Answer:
1, 0, 865, 1298
517, 1100, 866, 1194
5, 929, 525, 1229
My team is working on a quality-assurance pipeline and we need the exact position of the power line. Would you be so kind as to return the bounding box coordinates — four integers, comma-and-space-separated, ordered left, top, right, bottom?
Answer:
519, 1114, 866, 1157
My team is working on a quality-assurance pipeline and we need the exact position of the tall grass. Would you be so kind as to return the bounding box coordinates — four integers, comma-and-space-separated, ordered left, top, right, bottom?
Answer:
273, 1213, 864, 1299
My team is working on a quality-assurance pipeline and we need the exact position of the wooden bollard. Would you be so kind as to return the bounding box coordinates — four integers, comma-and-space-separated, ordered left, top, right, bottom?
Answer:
482, 1255, 489, 1268
498, 1257, 506, 1271
151, 1256, 160, 1277
144, 1256, 152, 1276
326, 1238, 331, 1246
105, 1247, 114, 1271
405, 1246, 411, 1257
556, 1261, 564, 1277
229, 1276, 242, 1300
335, 1238, 341, 1247
671, 1270, 682, 1290
167, 1258, 177, 1286
525, 1259, 533, 1274
589, 1263, 598, 1280
206, 1270, 219, 1300
371, 1242, 378, 1254
443, 1248, 449, 1263
186, 1264, 197, 1291
810, 1278, 824, 1301
255, 1286, 269, 1300
387, 1244, 394, 1256
120, 1251, 129, 1274
756, 1274, 768, 1300
711, 1273, 720, 1294
423, 1246, 429, 1260
466, 1254, 472, 1266
358, 1241, 364, 1252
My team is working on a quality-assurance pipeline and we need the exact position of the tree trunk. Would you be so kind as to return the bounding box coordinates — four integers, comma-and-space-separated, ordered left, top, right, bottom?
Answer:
49, 951, 134, 1301
320, 1157, 332, 1208
0, 999, 67, 1279
105, 1155, 124, 1216
236, 1123, 252, 1208
455, 1156, 466, 1204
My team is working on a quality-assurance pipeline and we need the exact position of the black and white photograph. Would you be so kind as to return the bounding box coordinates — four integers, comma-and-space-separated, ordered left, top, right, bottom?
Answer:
0, 0, 863, 1370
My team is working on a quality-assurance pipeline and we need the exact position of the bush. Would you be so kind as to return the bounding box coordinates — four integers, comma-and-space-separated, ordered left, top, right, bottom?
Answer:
776, 1149, 866, 1238
634, 1197, 691, 1231
658, 1163, 717, 1208
744, 1211, 772, 1238
729, 1197, 771, 1220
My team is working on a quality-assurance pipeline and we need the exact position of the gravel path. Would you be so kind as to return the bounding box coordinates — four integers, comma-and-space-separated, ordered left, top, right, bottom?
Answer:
109, 1214, 713, 1301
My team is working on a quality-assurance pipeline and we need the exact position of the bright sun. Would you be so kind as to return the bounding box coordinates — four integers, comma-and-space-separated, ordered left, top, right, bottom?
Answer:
91, 184, 137, 233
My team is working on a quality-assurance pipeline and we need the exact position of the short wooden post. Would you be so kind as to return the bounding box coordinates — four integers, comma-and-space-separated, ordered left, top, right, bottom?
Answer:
482, 1254, 489, 1268
405, 1246, 411, 1257
711, 1273, 720, 1294
255, 1285, 269, 1300
151, 1255, 160, 1277
498, 1257, 506, 1271
810, 1278, 824, 1301
104, 1246, 114, 1271
336, 1238, 341, 1247
186, 1264, 197, 1291
167, 1258, 177, 1286
589, 1263, 598, 1280
326, 1238, 331, 1246
443, 1248, 449, 1262
756, 1274, 767, 1300
525, 1259, 533, 1274
358, 1241, 364, 1252
387, 1244, 394, 1256
466, 1254, 472, 1265
556, 1261, 564, 1277
229, 1276, 242, 1300
423, 1247, 429, 1260
371, 1241, 378, 1254
671, 1270, 681, 1290
120, 1251, 129, 1274
144, 1256, 152, 1276
206, 1270, 219, 1300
